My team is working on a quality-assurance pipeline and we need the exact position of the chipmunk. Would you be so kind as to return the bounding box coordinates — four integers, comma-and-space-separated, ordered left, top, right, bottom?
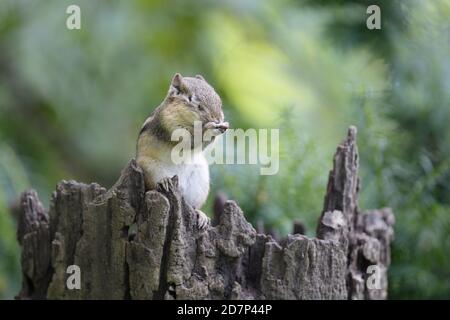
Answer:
136, 73, 229, 229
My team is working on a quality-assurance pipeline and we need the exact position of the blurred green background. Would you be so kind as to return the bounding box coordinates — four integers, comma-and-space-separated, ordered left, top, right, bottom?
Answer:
0, 0, 449, 299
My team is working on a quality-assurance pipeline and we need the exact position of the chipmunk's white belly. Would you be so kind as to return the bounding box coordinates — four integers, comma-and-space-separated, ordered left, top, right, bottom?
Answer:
144, 153, 210, 209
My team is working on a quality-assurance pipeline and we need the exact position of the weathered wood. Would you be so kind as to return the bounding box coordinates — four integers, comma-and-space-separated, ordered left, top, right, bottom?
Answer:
16, 126, 394, 300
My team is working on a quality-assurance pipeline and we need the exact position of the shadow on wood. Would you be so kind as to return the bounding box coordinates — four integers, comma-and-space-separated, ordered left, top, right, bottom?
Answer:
16, 126, 394, 300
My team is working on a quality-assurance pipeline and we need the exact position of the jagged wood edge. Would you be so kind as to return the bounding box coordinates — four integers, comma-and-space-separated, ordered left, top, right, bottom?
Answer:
16, 126, 395, 300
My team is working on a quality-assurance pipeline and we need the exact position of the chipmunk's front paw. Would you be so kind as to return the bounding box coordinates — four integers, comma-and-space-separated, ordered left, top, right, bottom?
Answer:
195, 209, 210, 230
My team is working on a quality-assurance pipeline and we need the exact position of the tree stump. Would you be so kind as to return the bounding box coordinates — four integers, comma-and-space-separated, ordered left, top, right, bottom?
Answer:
16, 126, 394, 300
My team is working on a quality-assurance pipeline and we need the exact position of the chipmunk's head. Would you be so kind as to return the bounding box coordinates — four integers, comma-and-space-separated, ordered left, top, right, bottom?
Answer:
161, 73, 228, 138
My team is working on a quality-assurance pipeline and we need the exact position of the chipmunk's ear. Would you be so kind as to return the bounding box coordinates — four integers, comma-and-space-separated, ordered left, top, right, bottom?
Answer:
195, 74, 205, 81
169, 73, 188, 96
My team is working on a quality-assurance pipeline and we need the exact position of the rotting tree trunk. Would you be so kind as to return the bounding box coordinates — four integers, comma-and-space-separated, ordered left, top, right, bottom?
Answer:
16, 126, 394, 300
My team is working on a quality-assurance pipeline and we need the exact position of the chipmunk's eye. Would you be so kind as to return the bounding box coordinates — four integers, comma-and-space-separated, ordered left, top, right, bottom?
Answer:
172, 85, 182, 95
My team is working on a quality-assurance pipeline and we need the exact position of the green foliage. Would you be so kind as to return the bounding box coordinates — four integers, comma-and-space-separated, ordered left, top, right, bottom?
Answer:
0, 144, 27, 298
0, 0, 448, 299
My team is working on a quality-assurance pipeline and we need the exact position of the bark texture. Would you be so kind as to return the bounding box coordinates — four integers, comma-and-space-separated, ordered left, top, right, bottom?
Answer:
16, 126, 394, 300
